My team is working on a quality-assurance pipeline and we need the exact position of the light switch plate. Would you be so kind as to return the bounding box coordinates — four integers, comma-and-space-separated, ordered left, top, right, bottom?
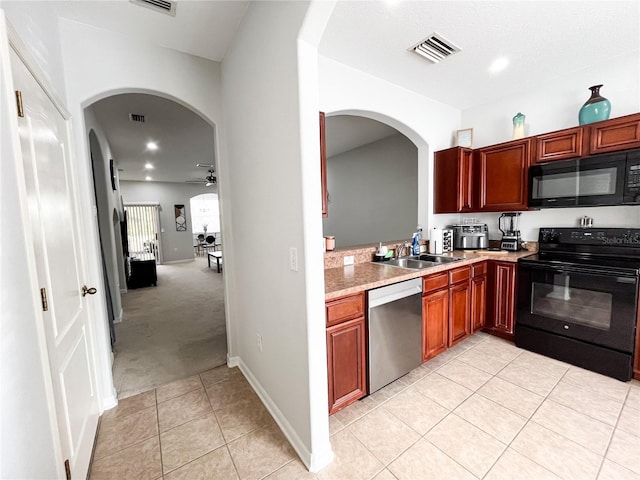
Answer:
343, 255, 354, 266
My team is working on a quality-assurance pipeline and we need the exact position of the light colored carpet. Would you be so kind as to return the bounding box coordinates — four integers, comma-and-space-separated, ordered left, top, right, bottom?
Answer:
112, 255, 227, 399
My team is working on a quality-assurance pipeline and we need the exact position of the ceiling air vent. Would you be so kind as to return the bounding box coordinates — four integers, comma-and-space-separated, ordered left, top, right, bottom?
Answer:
410, 33, 460, 64
130, 0, 176, 16
129, 113, 146, 123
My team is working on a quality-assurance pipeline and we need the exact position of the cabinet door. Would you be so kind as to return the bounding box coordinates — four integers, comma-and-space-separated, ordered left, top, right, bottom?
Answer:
327, 317, 367, 415
486, 261, 516, 340
534, 127, 584, 164
476, 138, 530, 211
434, 147, 473, 213
422, 289, 449, 361
589, 113, 640, 154
320, 111, 328, 217
471, 274, 487, 332
449, 280, 471, 346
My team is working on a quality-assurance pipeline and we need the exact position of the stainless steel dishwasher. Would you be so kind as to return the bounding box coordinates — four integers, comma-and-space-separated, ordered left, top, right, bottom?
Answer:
368, 278, 422, 393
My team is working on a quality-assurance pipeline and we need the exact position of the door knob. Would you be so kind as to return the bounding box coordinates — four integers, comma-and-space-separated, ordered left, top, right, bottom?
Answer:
82, 285, 97, 297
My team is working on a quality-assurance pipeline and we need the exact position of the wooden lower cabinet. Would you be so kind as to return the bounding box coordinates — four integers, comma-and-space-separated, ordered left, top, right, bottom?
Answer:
326, 316, 367, 415
485, 261, 517, 340
449, 269, 471, 346
471, 263, 487, 332
422, 288, 449, 361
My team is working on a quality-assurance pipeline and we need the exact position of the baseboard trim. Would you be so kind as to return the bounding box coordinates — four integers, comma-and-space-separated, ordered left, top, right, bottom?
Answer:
227, 356, 333, 472
113, 308, 123, 324
163, 259, 194, 265
120, 288, 128, 294
101, 388, 118, 412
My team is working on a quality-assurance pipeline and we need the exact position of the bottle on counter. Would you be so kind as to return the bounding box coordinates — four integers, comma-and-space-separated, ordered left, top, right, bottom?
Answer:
412, 232, 420, 255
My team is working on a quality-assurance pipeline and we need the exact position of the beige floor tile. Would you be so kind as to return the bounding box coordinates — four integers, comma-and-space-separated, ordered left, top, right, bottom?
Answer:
373, 469, 398, 480
413, 373, 473, 410
476, 337, 523, 361
264, 459, 318, 480
329, 414, 345, 436
94, 405, 159, 460
532, 399, 614, 455
477, 376, 544, 418
317, 429, 384, 480
348, 407, 420, 465
163, 445, 239, 480
549, 379, 624, 426
563, 366, 630, 401
497, 362, 560, 396
205, 376, 256, 410
160, 414, 226, 473
628, 385, 640, 406
511, 421, 602, 480
103, 390, 156, 420
371, 376, 410, 401
387, 437, 475, 480
617, 402, 640, 436
454, 394, 527, 443
606, 427, 640, 474
455, 345, 512, 375
484, 448, 560, 480
425, 414, 506, 478
598, 459, 640, 480
156, 375, 204, 403
383, 387, 449, 435
89, 436, 162, 480
399, 363, 434, 385
200, 365, 244, 388
227, 424, 296, 480
333, 396, 380, 427
216, 395, 274, 442
436, 359, 492, 391
157, 389, 213, 432
510, 350, 569, 379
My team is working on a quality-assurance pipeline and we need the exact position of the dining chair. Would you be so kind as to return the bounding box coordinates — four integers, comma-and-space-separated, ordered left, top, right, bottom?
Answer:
205, 235, 215, 252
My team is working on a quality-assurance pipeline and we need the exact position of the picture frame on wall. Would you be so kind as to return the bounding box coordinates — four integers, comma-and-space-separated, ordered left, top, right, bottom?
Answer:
174, 204, 187, 231
456, 128, 474, 148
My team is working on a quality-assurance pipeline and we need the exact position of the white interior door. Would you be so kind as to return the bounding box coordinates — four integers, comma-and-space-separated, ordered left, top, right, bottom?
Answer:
11, 48, 99, 479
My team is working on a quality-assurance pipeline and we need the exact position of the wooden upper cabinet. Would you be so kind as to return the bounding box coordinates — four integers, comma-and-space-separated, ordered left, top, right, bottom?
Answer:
476, 138, 531, 211
589, 113, 640, 154
434, 147, 474, 213
534, 126, 585, 164
320, 112, 328, 217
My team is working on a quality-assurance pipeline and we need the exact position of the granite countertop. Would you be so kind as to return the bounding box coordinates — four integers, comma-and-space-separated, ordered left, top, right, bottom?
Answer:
325, 249, 536, 300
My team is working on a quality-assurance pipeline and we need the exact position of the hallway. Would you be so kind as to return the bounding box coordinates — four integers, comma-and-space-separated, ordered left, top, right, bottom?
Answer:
112, 256, 227, 399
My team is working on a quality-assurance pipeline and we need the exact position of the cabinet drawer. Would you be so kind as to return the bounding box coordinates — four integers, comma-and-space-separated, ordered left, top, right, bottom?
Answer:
449, 266, 471, 284
472, 261, 487, 277
326, 293, 365, 327
423, 272, 449, 294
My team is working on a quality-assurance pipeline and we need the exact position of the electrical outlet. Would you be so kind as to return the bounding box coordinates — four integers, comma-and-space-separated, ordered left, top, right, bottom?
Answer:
343, 255, 354, 266
289, 247, 298, 271
257, 333, 263, 352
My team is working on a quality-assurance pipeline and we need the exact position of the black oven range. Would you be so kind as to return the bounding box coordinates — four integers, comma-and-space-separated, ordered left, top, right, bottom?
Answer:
516, 227, 640, 381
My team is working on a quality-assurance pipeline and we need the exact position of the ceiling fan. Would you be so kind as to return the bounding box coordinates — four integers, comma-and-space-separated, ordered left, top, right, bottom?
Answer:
187, 163, 217, 187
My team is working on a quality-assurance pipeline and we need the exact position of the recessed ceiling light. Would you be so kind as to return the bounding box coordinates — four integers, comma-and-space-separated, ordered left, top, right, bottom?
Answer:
144, 162, 154, 169
489, 57, 509, 74
146, 141, 158, 151
145, 176, 152, 181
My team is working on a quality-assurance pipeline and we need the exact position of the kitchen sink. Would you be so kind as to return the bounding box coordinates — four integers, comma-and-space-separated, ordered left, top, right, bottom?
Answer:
384, 255, 463, 270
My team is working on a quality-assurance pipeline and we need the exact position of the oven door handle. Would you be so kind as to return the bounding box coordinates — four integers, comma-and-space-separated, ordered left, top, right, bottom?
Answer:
519, 261, 639, 279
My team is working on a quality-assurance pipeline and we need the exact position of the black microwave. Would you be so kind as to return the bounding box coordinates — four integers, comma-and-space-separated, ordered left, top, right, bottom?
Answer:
528, 150, 640, 208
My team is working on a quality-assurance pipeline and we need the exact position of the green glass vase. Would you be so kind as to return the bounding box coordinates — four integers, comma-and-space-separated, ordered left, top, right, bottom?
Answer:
578, 84, 611, 125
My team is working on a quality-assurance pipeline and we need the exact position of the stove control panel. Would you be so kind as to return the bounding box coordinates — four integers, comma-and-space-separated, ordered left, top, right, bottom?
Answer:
539, 228, 640, 246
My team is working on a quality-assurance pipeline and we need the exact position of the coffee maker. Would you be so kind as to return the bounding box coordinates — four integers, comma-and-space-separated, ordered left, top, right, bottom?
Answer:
499, 213, 522, 251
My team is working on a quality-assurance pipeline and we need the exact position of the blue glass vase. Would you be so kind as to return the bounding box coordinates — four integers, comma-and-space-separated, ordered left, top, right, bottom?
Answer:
578, 85, 611, 125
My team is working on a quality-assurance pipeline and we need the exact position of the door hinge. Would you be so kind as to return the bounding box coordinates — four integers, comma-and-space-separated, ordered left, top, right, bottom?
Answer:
15, 90, 24, 117
64, 459, 71, 480
40, 288, 49, 312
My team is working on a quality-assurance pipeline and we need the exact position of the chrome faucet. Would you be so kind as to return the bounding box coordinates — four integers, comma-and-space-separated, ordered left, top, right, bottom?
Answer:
395, 241, 412, 259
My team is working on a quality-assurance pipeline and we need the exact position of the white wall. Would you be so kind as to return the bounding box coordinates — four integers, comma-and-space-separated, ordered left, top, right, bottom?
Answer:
221, 1, 333, 471
323, 133, 418, 246
0, 9, 63, 479
434, 53, 640, 240
119, 181, 211, 262
319, 55, 462, 236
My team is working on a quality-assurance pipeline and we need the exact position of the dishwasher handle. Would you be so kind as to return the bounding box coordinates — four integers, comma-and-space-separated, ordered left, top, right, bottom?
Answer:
368, 278, 422, 308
